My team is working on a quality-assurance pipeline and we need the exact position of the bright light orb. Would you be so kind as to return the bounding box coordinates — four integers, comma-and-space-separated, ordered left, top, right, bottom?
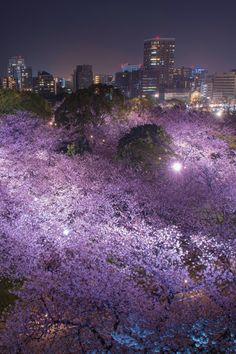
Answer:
63, 228, 70, 236
215, 110, 223, 118
171, 161, 183, 173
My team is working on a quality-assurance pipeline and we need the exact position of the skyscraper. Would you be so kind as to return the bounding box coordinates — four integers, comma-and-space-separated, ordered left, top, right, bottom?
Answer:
8, 56, 32, 91
73, 65, 93, 91
22, 66, 33, 91
142, 37, 175, 95
8, 56, 25, 90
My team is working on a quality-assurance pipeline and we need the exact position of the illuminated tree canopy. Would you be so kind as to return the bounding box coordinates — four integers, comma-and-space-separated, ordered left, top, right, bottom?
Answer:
0, 110, 236, 352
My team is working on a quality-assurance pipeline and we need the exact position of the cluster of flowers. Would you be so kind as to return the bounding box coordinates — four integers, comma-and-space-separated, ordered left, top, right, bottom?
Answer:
0, 110, 235, 352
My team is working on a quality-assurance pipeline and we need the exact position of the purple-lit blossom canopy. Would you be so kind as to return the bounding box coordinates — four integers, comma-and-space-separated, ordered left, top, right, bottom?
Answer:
0, 110, 236, 352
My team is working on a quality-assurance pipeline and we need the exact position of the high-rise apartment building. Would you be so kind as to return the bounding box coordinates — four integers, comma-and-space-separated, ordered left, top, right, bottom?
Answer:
142, 37, 175, 95
73, 65, 93, 91
8, 56, 32, 91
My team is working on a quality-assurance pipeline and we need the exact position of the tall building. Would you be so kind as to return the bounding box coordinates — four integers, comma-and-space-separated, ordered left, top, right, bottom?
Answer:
22, 66, 33, 91
8, 56, 25, 90
142, 37, 175, 95
202, 71, 236, 102
33, 71, 56, 98
73, 65, 93, 91
173, 66, 193, 90
8, 56, 32, 91
94, 74, 113, 85
115, 64, 142, 98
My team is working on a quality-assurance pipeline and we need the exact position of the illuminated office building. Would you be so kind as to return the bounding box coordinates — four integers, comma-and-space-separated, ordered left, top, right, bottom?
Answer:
142, 37, 175, 95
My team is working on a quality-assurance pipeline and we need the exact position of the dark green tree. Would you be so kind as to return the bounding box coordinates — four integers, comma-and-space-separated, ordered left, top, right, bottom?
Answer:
0, 90, 51, 119
117, 124, 173, 169
55, 84, 126, 128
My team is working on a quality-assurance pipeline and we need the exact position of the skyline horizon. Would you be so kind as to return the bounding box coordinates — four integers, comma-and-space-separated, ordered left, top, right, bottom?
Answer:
2, 40, 236, 80
1, 0, 235, 79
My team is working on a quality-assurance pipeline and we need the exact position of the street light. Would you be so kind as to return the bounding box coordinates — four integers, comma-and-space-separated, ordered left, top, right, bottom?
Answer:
215, 110, 223, 118
171, 161, 183, 173
63, 228, 70, 236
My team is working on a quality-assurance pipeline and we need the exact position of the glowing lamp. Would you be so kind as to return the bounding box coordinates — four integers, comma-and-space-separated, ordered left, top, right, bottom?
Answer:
63, 228, 70, 236
215, 110, 223, 117
171, 161, 183, 173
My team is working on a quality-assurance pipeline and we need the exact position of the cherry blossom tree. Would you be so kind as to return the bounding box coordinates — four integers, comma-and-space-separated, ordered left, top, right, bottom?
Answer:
0, 110, 235, 352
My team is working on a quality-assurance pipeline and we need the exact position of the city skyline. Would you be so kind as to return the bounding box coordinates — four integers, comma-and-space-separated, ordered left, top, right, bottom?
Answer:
0, 0, 236, 78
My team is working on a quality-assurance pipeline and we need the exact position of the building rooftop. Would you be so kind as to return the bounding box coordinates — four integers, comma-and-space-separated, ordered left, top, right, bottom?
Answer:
144, 37, 175, 42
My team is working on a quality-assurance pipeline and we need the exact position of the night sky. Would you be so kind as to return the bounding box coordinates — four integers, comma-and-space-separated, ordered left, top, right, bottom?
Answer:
1, 0, 235, 79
